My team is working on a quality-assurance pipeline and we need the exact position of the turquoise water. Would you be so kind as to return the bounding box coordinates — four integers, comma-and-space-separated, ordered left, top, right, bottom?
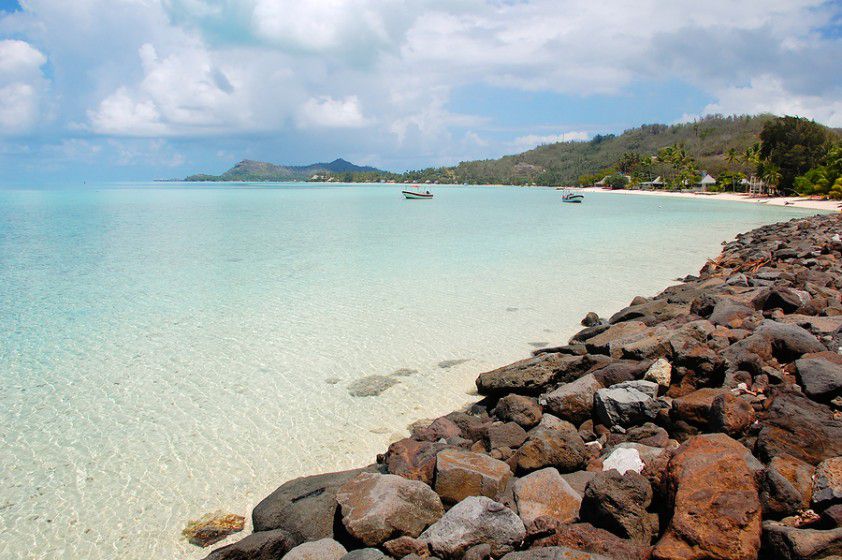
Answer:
0, 183, 819, 559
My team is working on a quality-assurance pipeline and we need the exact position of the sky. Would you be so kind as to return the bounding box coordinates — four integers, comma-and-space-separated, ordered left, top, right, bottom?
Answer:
0, 0, 840, 182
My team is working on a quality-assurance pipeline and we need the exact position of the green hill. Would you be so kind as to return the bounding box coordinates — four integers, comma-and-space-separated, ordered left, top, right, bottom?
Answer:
406, 114, 780, 186
185, 158, 381, 182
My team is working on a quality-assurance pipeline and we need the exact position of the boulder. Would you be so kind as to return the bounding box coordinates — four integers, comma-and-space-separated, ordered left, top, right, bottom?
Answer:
709, 298, 755, 327
708, 393, 755, 436
527, 520, 651, 560
594, 381, 660, 428
445, 411, 491, 443
653, 434, 761, 560
284, 539, 347, 560
643, 358, 671, 389
487, 422, 529, 451
341, 549, 386, 560
580, 469, 654, 544
755, 390, 842, 465
183, 512, 245, 548
477, 354, 603, 397
512, 467, 582, 529
760, 454, 814, 517
420, 496, 526, 558
671, 388, 729, 427
761, 521, 842, 560
384, 439, 448, 485
813, 457, 842, 508
584, 321, 649, 357
382, 536, 429, 558
601, 446, 644, 475
560, 470, 597, 496
252, 467, 373, 539
606, 443, 672, 499
515, 425, 588, 474
539, 374, 603, 425
795, 355, 842, 402
336, 473, 444, 546
592, 361, 652, 387
434, 448, 513, 504
501, 547, 611, 559
414, 417, 462, 442
202, 529, 298, 560
755, 320, 826, 363
495, 395, 543, 428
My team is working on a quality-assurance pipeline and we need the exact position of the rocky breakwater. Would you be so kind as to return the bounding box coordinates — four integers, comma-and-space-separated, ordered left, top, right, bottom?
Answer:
199, 213, 842, 560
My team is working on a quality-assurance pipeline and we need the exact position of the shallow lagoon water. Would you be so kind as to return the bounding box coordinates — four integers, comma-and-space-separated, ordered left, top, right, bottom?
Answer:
0, 183, 818, 559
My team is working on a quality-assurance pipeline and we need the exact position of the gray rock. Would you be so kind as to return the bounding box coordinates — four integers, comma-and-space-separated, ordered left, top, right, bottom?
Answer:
500, 546, 611, 559
755, 320, 826, 363
813, 457, 842, 508
762, 521, 842, 559
202, 529, 298, 560
539, 374, 602, 425
795, 356, 842, 402
348, 375, 400, 397
594, 381, 660, 428
580, 469, 654, 544
284, 539, 347, 560
512, 467, 582, 529
420, 496, 525, 558
252, 467, 374, 540
341, 549, 387, 560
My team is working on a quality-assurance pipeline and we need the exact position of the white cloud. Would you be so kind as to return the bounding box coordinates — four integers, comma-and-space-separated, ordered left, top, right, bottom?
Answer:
514, 131, 590, 149
297, 95, 369, 128
0, 39, 49, 134
701, 75, 842, 127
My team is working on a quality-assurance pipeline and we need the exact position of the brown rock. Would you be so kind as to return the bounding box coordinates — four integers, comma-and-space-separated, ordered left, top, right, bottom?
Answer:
516, 425, 588, 474
336, 473, 444, 546
477, 353, 608, 397
495, 395, 543, 428
487, 422, 529, 451
183, 511, 245, 547
384, 439, 447, 485
580, 469, 654, 544
653, 434, 762, 560
708, 393, 755, 436
435, 448, 513, 504
671, 388, 729, 428
761, 453, 815, 517
761, 521, 842, 559
813, 456, 842, 508
584, 321, 649, 357
513, 467, 582, 529
528, 521, 651, 560
539, 374, 603, 425
383, 535, 430, 558
755, 390, 842, 465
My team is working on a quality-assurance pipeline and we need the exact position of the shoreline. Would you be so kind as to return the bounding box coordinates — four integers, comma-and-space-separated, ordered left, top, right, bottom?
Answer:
579, 185, 841, 212
195, 212, 842, 560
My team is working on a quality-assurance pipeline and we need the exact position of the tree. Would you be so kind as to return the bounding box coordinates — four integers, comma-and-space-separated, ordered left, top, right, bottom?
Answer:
759, 116, 831, 193
794, 144, 842, 199
604, 173, 628, 189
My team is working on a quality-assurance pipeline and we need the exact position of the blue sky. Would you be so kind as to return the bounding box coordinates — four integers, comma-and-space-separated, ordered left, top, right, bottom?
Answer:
0, 0, 840, 183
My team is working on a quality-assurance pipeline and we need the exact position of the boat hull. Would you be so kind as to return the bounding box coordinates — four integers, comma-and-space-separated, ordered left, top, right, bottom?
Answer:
402, 191, 433, 199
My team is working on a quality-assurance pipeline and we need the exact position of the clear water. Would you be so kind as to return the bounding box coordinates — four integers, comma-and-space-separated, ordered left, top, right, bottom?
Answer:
0, 183, 818, 559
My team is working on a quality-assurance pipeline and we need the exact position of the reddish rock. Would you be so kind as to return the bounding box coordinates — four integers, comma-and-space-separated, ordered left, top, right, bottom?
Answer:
653, 434, 762, 560
540, 374, 603, 425
477, 353, 605, 397
383, 535, 430, 558
671, 388, 729, 428
495, 395, 543, 428
513, 467, 582, 529
435, 448, 513, 504
384, 438, 447, 485
708, 393, 755, 436
414, 416, 462, 441
812, 456, 842, 508
760, 453, 815, 517
528, 520, 651, 560
487, 422, 529, 451
516, 425, 588, 474
336, 473, 444, 546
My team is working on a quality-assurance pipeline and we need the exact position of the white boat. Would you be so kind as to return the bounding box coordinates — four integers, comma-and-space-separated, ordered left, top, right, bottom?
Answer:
562, 190, 584, 203
402, 185, 433, 199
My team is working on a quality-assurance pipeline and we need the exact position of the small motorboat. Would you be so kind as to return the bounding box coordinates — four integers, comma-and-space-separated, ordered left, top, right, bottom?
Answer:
402, 185, 434, 199
562, 190, 584, 203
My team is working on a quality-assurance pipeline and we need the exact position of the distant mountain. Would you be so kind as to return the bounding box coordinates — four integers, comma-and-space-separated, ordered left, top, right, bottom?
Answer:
185, 158, 382, 182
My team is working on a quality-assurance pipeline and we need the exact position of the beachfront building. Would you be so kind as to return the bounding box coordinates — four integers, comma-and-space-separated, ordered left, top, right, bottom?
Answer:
638, 176, 665, 189
746, 175, 777, 196
698, 173, 716, 192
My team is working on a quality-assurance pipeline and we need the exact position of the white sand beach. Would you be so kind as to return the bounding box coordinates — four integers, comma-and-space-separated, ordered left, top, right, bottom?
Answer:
579, 187, 841, 212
